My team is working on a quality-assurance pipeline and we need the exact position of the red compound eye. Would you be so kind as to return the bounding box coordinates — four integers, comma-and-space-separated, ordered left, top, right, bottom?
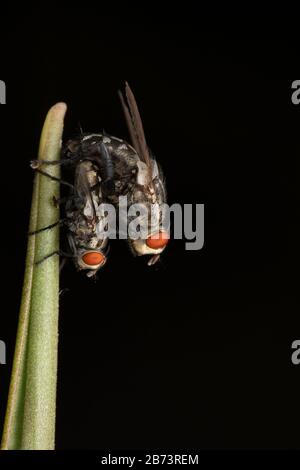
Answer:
82, 251, 105, 266
146, 231, 169, 249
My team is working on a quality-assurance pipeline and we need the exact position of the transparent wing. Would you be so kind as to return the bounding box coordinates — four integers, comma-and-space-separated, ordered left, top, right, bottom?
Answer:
118, 82, 153, 181
74, 162, 97, 221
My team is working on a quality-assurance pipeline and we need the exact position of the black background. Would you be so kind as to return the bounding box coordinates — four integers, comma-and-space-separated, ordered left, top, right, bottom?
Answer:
0, 14, 299, 450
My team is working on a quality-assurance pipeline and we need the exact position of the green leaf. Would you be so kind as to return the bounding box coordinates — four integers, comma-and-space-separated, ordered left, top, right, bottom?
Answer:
1, 103, 67, 450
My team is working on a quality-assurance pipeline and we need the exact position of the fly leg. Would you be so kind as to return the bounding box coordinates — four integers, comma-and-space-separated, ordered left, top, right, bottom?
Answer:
53, 194, 82, 207
28, 218, 68, 235
31, 167, 74, 189
97, 142, 115, 194
30, 153, 80, 168
148, 254, 161, 266
29, 191, 82, 233
59, 257, 68, 273
35, 250, 75, 265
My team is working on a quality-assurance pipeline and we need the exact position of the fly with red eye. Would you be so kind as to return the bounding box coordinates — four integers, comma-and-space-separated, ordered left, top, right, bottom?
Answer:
30, 143, 111, 277
63, 158, 109, 277
118, 83, 170, 266
146, 231, 170, 250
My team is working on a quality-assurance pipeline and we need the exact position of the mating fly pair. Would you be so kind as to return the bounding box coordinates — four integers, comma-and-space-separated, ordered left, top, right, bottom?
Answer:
31, 83, 169, 277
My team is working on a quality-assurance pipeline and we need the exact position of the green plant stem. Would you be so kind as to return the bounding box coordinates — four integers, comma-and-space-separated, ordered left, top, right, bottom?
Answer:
1, 102, 67, 450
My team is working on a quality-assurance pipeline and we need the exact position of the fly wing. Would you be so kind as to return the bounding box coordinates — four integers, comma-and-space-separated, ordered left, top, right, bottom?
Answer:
75, 162, 97, 221
118, 82, 153, 181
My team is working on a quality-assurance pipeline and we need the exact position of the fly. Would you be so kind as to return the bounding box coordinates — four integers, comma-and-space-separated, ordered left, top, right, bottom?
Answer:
31, 141, 112, 277
64, 158, 109, 277
118, 83, 169, 265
